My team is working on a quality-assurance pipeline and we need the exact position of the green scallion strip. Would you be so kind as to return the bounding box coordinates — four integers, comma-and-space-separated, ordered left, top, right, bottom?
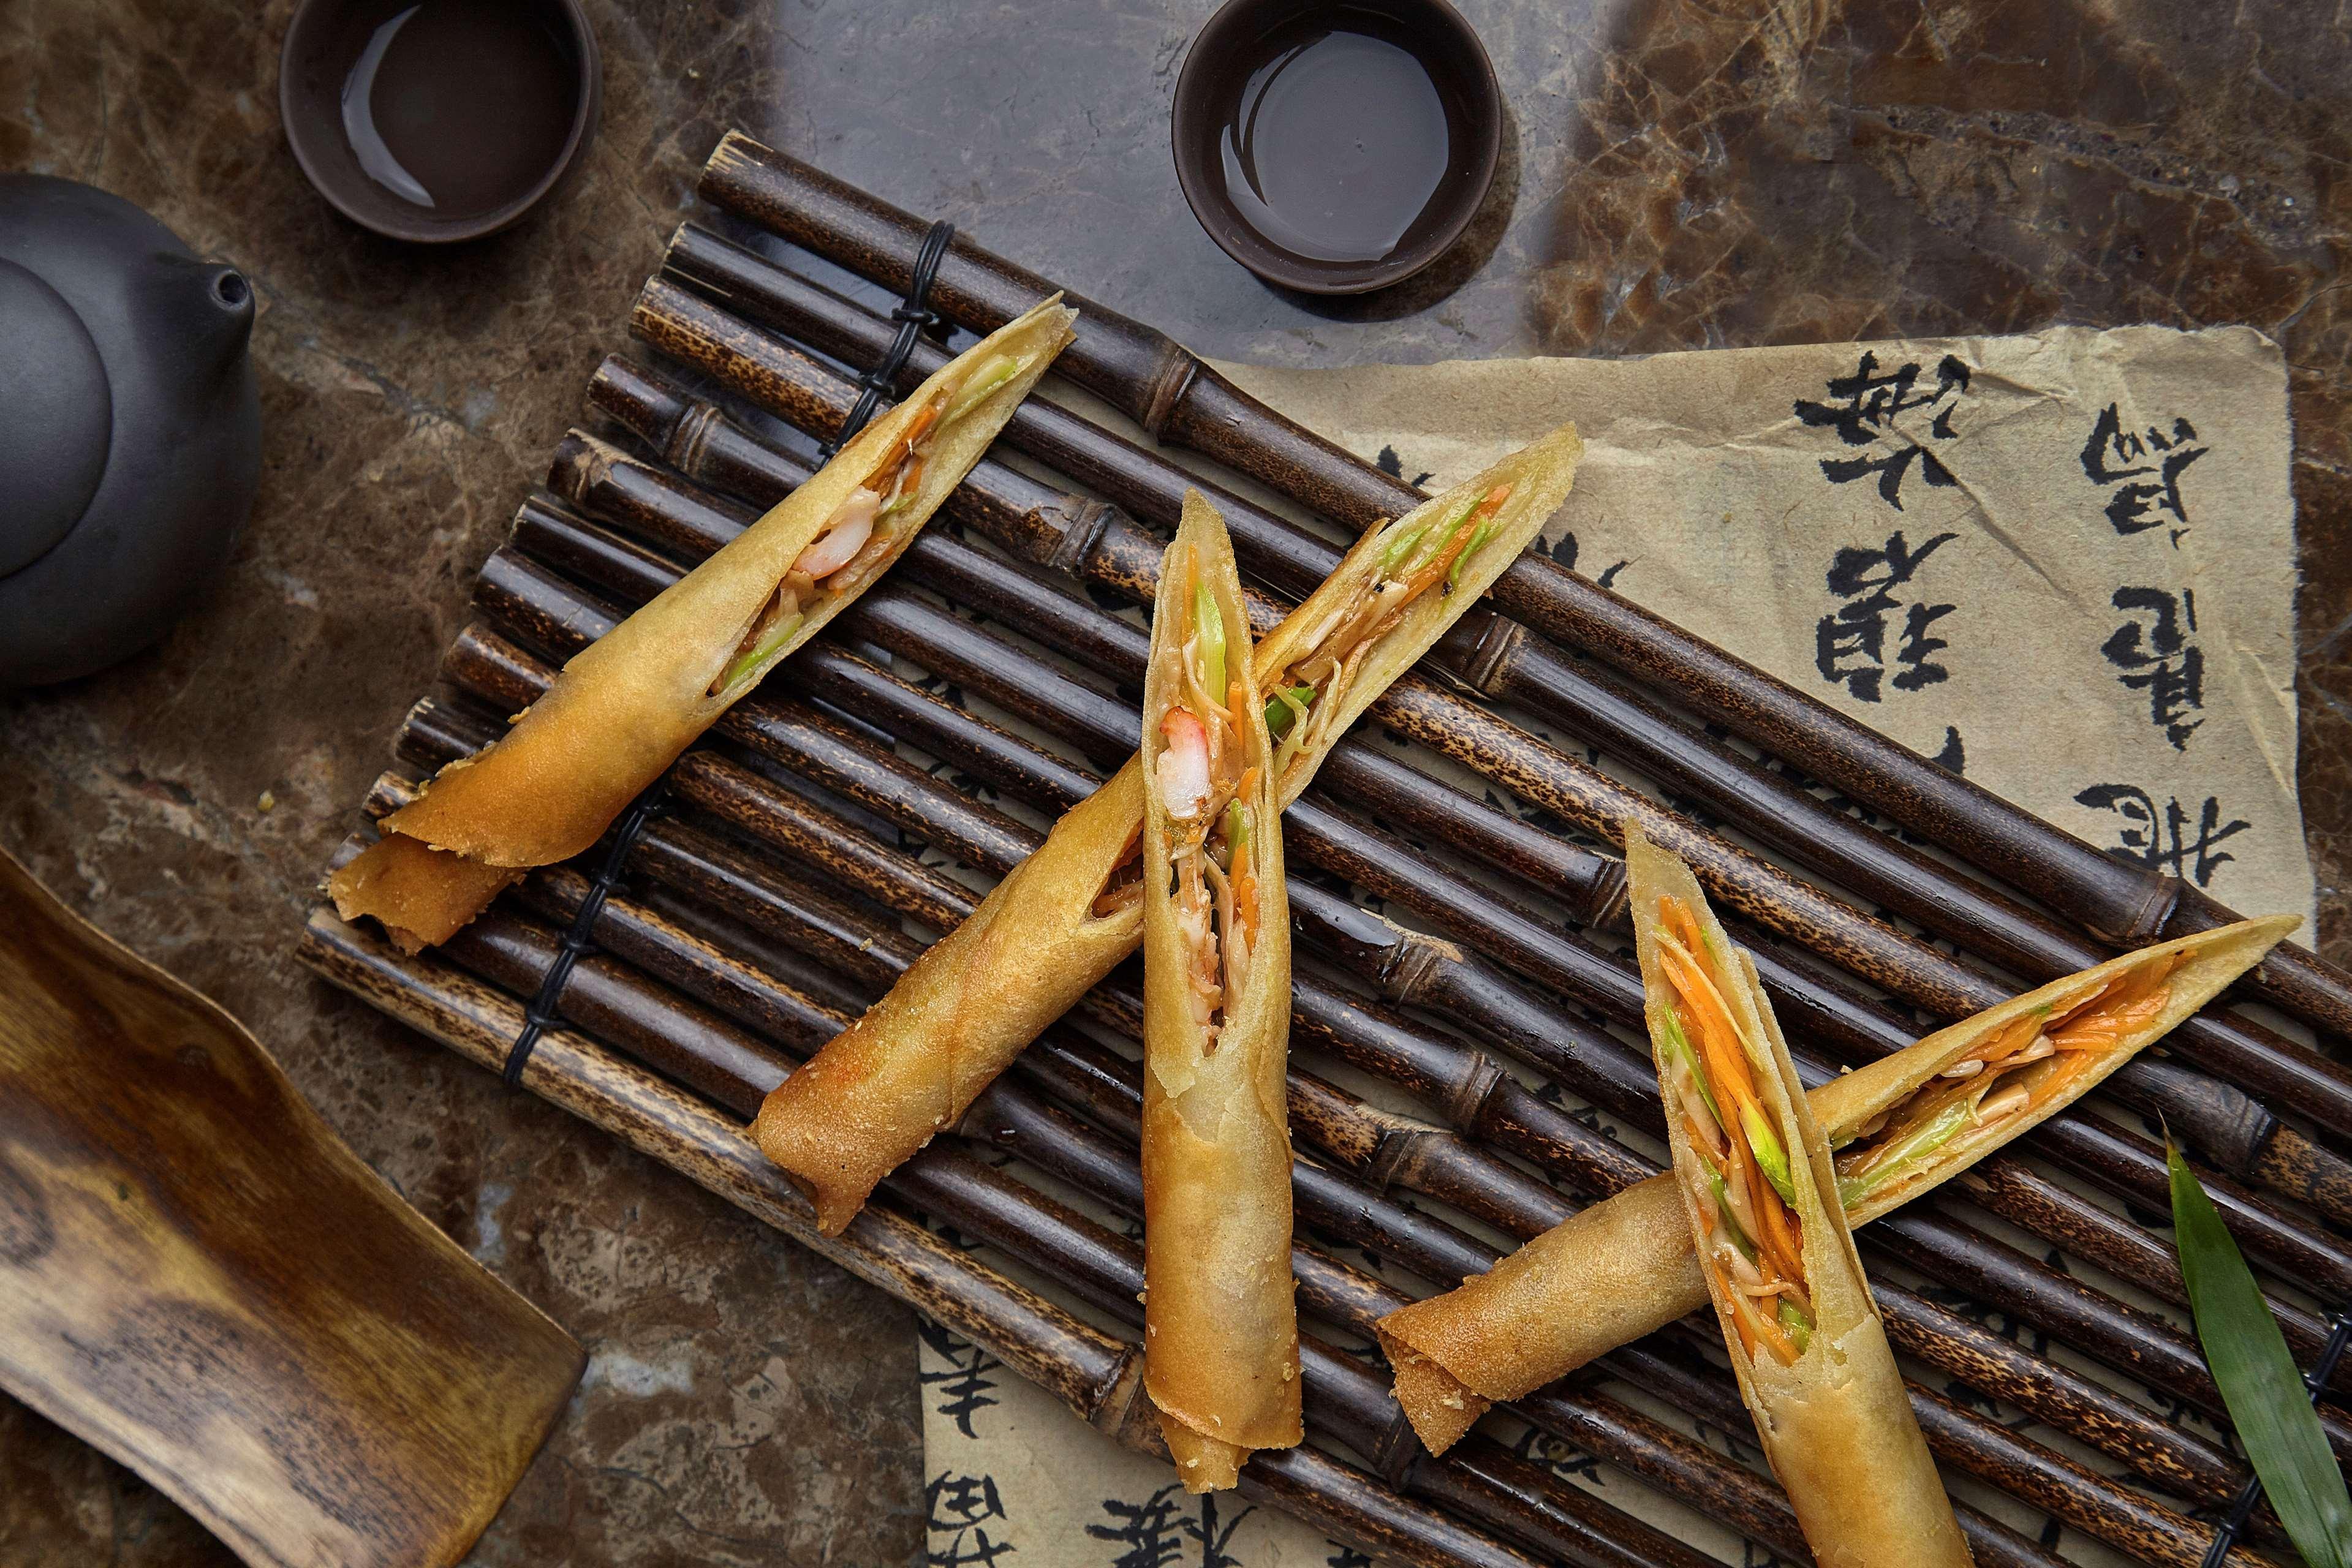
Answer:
1741, 1100, 1798, 1207
1837, 1099, 1970, 1210
1403, 495, 1480, 576
719, 611, 806, 695
1777, 1298, 1814, 1355
942, 353, 1024, 424
1265, 685, 1315, 739
1446, 516, 1501, 591
1223, 800, 1250, 859
1706, 1170, 1757, 1263
2170, 1139, 2352, 1568
1378, 521, 1429, 575
1657, 1011, 1722, 1134
1193, 579, 1226, 699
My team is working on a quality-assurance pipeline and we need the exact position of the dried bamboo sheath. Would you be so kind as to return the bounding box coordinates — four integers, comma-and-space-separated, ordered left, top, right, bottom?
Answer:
620, 265, 2352, 1237
690, 130, 2352, 1054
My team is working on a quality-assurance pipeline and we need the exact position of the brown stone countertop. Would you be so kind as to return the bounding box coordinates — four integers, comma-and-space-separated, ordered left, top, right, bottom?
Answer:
3, 1, 2348, 1562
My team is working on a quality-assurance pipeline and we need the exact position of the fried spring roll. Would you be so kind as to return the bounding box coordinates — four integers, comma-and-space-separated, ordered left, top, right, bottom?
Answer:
1624, 826, 1973, 1564
1142, 495, 1298, 1491
328, 298, 1080, 951
755, 424, 1585, 1232
1378, 905, 2295, 1455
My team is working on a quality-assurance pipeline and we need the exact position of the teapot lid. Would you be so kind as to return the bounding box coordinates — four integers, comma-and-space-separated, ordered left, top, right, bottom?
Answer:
0, 257, 112, 576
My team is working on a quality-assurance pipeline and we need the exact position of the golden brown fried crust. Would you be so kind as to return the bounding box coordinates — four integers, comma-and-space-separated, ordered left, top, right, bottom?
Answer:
752, 764, 1146, 1234
1377, 907, 2294, 1455
339, 298, 1079, 944
1140, 494, 1300, 1484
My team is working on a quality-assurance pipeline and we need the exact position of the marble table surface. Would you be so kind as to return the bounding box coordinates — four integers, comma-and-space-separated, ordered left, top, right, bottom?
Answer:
4, 0, 2350, 1562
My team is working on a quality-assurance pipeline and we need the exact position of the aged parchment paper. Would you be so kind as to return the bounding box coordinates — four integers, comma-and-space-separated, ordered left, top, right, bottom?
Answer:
921, 325, 2310, 1568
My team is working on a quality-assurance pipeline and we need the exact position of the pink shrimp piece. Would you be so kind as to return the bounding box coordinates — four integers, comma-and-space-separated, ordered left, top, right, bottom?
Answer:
794, 488, 882, 579
1157, 709, 1212, 821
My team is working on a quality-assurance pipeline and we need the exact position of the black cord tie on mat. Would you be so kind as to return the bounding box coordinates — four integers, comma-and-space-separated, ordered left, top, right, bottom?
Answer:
502, 783, 668, 1086
2198, 1306, 2352, 1566
817, 219, 958, 458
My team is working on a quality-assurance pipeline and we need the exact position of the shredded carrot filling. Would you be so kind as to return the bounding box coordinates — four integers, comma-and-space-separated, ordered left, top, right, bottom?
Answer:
711, 352, 1030, 698
1655, 893, 1814, 1368
1832, 951, 2184, 1207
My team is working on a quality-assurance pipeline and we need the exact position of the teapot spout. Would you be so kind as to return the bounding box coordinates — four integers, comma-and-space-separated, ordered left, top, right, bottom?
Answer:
151, 253, 255, 372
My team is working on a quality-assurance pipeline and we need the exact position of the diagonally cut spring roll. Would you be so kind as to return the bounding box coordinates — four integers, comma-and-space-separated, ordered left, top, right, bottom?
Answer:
1377, 907, 2295, 1456
1625, 825, 1972, 1566
328, 298, 1079, 951
1141, 495, 1298, 1491
754, 424, 1584, 1234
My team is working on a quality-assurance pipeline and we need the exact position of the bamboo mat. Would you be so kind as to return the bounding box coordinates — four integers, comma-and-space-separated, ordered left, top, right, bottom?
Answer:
298, 172, 2331, 1567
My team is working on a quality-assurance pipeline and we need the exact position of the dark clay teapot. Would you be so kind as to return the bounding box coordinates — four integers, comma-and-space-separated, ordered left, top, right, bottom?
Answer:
0, 176, 261, 687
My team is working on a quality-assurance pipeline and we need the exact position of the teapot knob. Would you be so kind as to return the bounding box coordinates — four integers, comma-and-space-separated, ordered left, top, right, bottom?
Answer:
0, 257, 113, 578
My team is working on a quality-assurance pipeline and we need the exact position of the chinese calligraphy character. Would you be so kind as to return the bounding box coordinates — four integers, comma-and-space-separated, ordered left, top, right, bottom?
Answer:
2100, 587, 2206, 750
1087, 1488, 1185, 1568
1815, 529, 1959, 702
919, 1319, 1003, 1438
2075, 785, 2250, 887
2080, 405, 2208, 543
928, 1471, 1016, 1568
1794, 352, 1970, 510
1087, 1485, 1253, 1568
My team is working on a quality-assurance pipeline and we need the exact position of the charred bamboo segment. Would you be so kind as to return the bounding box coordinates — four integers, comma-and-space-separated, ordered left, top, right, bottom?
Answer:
612, 275, 2352, 1236
690, 129, 2352, 1052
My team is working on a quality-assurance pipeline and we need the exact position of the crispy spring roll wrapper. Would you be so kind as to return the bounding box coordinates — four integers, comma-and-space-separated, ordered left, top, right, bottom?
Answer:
1624, 826, 1972, 1567
1378, 913, 2297, 1457
755, 426, 1585, 1232
1142, 496, 1299, 1491
328, 297, 1080, 951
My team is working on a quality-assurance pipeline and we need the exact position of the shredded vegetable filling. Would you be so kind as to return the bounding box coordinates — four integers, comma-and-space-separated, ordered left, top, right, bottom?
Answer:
1260, 482, 1514, 795
1834, 952, 2182, 1208
710, 353, 1030, 696
1654, 894, 1816, 1368
1152, 545, 1261, 1050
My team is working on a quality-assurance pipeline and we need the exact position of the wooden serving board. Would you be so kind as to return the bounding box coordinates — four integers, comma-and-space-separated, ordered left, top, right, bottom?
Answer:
0, 846, 583, 1568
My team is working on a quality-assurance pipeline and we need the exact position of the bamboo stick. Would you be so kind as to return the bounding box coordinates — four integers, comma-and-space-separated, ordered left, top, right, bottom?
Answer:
390, 628, 2331, 1508
531, 418, 2352, 1313
613, 275, 2352, 1221
689, 130, 2352, 1053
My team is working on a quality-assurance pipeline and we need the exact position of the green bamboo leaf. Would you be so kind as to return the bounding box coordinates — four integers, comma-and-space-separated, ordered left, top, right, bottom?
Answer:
2169, 1138, 2352, 1568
